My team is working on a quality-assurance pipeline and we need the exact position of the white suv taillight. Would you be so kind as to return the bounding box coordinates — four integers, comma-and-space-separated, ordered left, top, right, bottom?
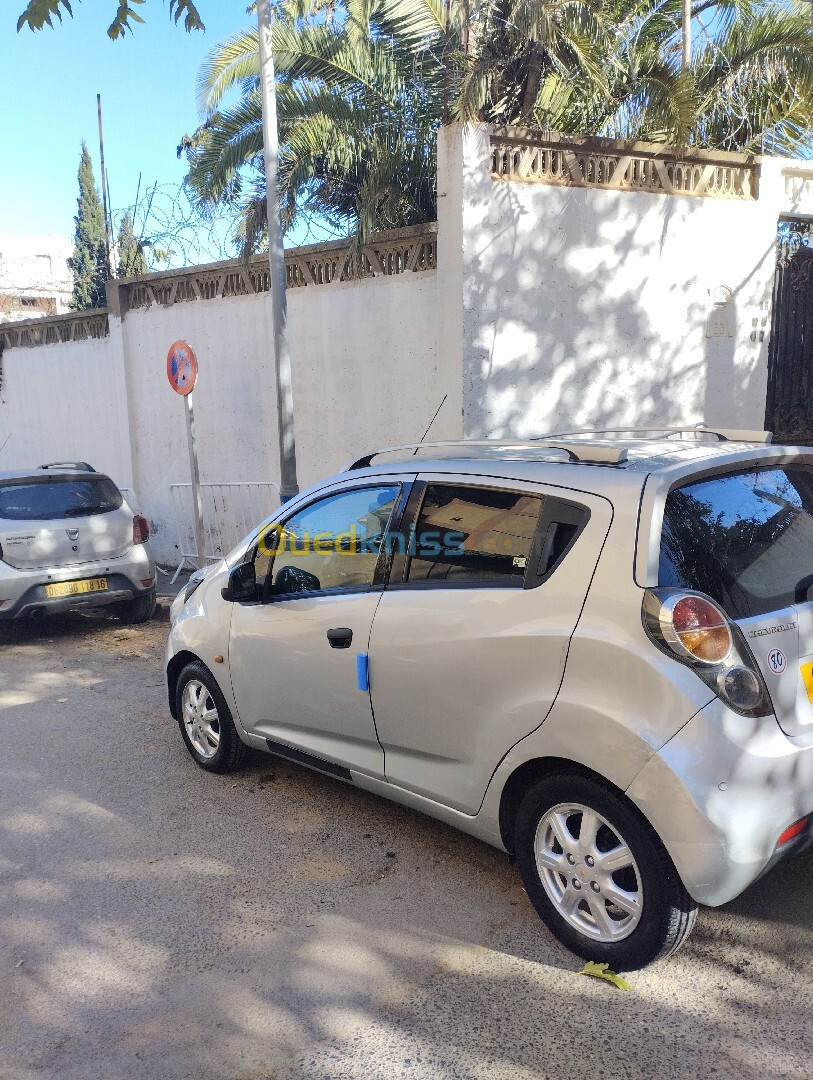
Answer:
133, 515, 150, 544
643, 589, 772, 716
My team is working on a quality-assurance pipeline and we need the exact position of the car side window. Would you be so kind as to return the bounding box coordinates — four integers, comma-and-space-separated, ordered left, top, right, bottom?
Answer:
405, 484, 544, 586
525, 498, 590, 588
266, 485, 401, 598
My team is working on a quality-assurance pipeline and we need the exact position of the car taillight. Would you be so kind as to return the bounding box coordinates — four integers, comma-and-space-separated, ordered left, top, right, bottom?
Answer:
133, 515, 150, 544
668, 595, 732, 663
777, 817, 808, 847
643, 589, 772, 717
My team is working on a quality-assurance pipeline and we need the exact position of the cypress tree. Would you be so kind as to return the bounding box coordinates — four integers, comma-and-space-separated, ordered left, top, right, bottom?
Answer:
68, 142, 108, 310
117, 213, 147, 278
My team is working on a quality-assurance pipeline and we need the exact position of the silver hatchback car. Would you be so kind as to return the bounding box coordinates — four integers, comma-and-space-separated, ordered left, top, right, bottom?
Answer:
0, 463, 156, 623
166, 430, 813, 968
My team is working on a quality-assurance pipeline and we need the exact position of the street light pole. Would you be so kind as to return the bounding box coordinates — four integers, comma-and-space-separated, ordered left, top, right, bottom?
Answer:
257, 0, 299, 503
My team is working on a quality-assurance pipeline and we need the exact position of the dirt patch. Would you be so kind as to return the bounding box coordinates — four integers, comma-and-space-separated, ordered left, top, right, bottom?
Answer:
271, 807, 330, 836
292, 856, 355, 884
0, 611, 169, 667
91, 621, 168, 659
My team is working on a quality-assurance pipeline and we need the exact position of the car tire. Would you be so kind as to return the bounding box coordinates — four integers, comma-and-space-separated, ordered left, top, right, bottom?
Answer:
514, 773, 697, 970
175, 661, 247, 774
118, 586, 157, 624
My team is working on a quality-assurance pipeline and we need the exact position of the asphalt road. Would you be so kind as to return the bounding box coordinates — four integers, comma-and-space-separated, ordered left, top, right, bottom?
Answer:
1, 613, 813, 1080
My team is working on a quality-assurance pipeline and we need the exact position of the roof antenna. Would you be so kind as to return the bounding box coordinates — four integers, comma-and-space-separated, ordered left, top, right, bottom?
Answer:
414, 395, 448, 455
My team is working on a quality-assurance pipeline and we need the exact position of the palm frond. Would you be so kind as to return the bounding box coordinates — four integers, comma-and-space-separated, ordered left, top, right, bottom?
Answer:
198, 30, 260, 112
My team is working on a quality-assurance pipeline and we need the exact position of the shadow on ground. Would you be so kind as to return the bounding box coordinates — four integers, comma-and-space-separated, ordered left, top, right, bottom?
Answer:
0, 616, 811, 1079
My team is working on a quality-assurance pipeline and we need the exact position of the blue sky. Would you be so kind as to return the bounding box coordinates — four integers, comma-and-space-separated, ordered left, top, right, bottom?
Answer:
1, 2, 305, 261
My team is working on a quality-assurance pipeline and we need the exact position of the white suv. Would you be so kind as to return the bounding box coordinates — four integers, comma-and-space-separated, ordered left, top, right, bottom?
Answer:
165, 430, 813, 968
0, 463, 156, 623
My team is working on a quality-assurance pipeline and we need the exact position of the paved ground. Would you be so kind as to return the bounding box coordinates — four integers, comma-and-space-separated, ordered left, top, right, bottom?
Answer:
1, 613, 813, 1080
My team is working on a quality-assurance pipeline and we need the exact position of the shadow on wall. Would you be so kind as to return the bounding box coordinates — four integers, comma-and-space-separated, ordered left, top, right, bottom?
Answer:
462, 162, 774, 440
701, 241, 774, 432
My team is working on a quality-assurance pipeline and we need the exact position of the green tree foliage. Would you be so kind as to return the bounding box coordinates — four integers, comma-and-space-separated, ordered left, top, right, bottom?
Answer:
180, 0, 813, 256
523, 0, 813, 154
180, 0, 450, 254
16, 0, 204, 40
116, 213, 148, 277
68, 143, 108, 311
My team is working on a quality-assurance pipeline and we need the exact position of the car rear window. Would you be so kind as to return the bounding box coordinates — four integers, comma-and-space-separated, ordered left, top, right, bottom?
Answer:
0, 478, 123, 521
659, 466, 813, 618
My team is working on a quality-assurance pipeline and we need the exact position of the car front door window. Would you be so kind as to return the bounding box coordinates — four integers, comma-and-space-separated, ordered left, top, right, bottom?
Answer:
268, 485, 401, 598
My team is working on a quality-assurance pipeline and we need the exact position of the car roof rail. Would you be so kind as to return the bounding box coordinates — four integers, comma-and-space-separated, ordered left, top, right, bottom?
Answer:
39, 461, 97, 472
344, 439, 628, 470
539, 427, 773, 444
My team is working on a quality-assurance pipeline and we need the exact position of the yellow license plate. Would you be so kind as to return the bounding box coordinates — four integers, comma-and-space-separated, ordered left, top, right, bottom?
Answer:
801, 660, 813, 704
45, 578, 108, 599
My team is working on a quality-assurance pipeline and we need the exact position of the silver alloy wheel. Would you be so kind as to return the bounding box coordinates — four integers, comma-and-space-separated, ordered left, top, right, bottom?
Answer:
534, 802, 643, 943
182, 680, 221, 761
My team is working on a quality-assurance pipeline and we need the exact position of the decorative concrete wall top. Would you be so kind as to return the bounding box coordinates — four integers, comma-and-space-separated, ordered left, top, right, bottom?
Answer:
0, 223, 438, 350
490, 128, 760, 201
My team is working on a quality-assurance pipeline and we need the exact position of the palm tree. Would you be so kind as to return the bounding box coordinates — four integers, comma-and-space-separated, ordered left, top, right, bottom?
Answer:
462, 0, 813, 155
573, 0, 813, 154
455, 0, 608, 126
182, 0, 614, 252
182, 0, 813, 254
181, 0, 452, 253
691, 2, 813, 154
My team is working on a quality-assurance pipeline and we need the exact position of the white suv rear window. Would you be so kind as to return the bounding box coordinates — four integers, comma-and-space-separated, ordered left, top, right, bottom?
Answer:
0, 478, 122, 521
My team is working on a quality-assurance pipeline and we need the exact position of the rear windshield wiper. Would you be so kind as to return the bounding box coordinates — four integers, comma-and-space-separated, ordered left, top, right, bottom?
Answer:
64, 504, 112, 517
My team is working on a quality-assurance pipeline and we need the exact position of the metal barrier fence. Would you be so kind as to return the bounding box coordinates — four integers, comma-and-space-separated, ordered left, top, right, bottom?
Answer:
169, 482, 281, 582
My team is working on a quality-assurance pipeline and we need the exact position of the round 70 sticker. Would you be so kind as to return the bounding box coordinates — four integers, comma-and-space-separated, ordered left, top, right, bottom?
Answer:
767, 648, 786, 675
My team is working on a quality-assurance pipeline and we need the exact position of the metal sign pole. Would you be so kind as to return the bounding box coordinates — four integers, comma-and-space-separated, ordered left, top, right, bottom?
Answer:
167, 340, 204, 570
257, 0, 299, 503
184, 391, 206, 568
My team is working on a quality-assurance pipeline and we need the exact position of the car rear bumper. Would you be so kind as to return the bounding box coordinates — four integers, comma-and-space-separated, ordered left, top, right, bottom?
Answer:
0, 545, 155, 619
626, 698, 813, 906
0, 572, 151, 619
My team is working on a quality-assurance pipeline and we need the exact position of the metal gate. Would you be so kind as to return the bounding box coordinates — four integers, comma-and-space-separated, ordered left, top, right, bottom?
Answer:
766, 245, 813, 443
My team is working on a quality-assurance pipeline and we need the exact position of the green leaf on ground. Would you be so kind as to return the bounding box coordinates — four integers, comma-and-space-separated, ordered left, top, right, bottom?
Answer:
580, 961, 631, 991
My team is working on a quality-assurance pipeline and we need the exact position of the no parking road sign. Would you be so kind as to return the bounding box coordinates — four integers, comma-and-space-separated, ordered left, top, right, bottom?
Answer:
167, 338, 205, 569
167, 340, 198, 396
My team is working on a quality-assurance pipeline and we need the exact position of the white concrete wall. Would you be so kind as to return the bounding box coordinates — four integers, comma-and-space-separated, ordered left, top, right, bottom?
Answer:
0, 265, 449, 564
117, 292, 283, 561
440, 125, 796, 439
4, 132, 809, 565
0, 336, 133, 486
288, 272, 456, 484
116, 272, 452, 561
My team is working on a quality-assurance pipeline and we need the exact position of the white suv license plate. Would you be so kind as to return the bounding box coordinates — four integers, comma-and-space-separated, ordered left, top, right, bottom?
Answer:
44, 578, 108, 599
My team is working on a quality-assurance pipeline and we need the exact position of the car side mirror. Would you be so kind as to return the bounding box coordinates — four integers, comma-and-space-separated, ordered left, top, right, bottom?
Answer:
221, 561, 257, 602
